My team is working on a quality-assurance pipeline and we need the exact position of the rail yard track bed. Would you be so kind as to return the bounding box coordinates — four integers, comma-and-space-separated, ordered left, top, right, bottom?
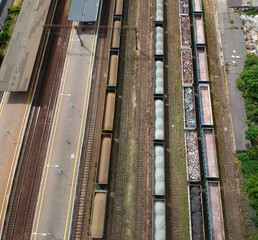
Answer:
165, 0, 190, 238
203, 0, 249, 238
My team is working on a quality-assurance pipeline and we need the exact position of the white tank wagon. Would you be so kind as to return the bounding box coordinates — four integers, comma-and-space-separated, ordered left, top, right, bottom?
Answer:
185, 130, 201, 182
154, 98, 165, 140
181, 49, 194, 86
153, 142, 165, 195
107, 50, 119, 87
155, 0, 164, 22
90, 190, 108, 239
206, 181, 225, 240
201, 128, 219, 178
114, 0, 123, 16
96, 133, 112, 184
196, 46, 209, 82
154, 58, 164, 95
198, 84, 213, 126
180, 16, 192, 47
102, 89, 116, 131
188, 185, 205, 240
111, 17, 122, 49
192, 0, 203, 13
193, 13, 205, 45
183, 87, 196, 129
155, 26, 164, 56
152, 199, 166, 240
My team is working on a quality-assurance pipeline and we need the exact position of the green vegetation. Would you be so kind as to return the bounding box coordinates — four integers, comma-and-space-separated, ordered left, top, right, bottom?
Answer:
236, 53, 258, 227
241, 8, 258, 16
0, 5, 21, 64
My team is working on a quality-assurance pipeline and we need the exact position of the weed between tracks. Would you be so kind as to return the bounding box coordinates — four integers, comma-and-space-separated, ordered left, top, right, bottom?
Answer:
165, 0, 190, 238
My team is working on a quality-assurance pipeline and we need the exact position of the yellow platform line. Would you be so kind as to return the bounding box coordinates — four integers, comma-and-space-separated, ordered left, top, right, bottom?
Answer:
33, 23, 80, 239
63, 31, 97, 239
0, 26, 48, 226
0, 92, 9, 117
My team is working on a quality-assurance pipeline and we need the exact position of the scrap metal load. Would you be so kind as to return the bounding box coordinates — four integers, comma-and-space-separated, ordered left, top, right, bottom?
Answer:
181, 16, 192, 47
188, 185, 205, 240
181, 49, 194, 86
180, 0, 189, 15
185, 131, 201, 182
183, 87, 196, 129
153, 199, 166, 240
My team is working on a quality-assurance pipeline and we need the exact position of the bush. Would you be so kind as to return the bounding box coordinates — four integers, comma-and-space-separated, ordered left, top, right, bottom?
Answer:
8, 6, 21, 15
237, 53, 258, 227
246, 124, 258, 143
238, 146, 258, 175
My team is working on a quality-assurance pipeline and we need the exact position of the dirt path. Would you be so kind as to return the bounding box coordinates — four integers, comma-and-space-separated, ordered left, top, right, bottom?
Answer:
203, 0, 249, 239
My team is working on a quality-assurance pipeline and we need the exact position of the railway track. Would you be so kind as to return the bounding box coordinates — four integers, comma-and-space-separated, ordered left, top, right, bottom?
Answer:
70, 0, 113, 239
110, 1, 135, 238
134, 0, 153, 239
1, 0, 71, 239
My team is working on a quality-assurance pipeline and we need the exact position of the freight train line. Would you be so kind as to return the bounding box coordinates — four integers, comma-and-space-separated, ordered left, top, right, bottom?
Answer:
71, 34, 103, 240
112, 2, 133, 238
1, 0, 71, 238
70, 0, 112, 239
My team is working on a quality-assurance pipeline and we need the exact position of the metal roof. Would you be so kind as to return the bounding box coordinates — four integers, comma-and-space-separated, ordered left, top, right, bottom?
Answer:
68, 0, 100, 22
0, 0, 52, 91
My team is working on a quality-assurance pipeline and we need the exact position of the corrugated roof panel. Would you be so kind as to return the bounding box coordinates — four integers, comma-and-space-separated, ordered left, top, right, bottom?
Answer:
68, 0, 100, 22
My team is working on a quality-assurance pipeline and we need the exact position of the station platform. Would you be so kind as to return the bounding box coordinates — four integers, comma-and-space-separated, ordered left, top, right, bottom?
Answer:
0, 0, 52, 91
0, 91, 32, 236
31, 25, 97, 239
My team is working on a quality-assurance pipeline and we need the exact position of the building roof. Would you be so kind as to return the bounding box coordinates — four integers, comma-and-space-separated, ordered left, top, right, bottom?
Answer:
0, 0, 52, 91
68, 0, 100, 22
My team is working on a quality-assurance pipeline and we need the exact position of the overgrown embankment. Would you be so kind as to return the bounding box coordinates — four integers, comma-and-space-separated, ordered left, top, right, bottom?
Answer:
237, 53, 258, 230
0, 3, 21, 64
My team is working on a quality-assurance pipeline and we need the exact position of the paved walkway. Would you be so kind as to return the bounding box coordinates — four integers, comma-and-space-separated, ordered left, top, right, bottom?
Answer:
216, 0, 250, 151
31, 25, 97, 240
0, 91, 32, 237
